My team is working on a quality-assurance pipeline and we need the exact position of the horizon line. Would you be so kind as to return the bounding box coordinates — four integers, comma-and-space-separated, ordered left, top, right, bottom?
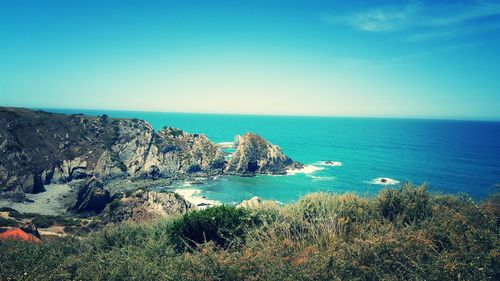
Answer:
14, 105, 498, 123
1, 104, 498, 122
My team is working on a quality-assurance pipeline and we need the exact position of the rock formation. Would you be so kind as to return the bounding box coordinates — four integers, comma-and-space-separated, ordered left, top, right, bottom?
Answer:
225, 133, 302, 175
0, 107, 301, 202
238, 196, 263, 208
20, 222, 40, 239
237, 196, 280, 209
0, 108, 225, 198
72, 177, 111, 213
102, 189, 192, 223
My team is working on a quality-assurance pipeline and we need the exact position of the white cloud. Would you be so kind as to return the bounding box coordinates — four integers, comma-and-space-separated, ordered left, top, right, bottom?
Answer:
324, 3, 419, 32
324, 0, 500, 41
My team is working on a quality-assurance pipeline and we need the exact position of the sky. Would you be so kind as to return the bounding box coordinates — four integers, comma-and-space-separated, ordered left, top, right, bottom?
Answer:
0, 0, 499, 120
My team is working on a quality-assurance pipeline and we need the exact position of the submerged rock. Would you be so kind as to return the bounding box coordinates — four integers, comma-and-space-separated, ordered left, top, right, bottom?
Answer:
224, 133, 302, 176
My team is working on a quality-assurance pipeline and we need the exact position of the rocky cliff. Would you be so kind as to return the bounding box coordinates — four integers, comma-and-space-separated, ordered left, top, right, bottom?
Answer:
0, 107, 224, 199
0, 107, 301, 200
225, 133, 302, 175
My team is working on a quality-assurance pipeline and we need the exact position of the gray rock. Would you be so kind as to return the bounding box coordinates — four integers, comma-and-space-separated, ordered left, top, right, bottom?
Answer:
72, 177, 111, 213
102, 189, 191, 223
237, 196, 279, 209
224, 133, 302, 175
0, 108, 302, 201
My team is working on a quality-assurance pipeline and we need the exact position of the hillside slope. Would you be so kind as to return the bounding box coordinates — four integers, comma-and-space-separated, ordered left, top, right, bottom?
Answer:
0, 107, 300, 199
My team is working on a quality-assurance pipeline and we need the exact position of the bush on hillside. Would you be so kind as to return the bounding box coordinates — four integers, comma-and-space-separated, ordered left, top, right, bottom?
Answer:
0, 217, 18, 227
168, 205, 256, 252
377, 183, 431, 224
0, 185, 498, 280
32, 215, 80, 228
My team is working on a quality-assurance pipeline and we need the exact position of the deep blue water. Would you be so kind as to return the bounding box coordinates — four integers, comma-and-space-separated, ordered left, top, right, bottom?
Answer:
46, 108, 500, 202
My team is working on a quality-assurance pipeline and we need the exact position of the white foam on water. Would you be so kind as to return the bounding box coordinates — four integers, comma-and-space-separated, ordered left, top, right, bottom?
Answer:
182, 181, 193, 187
286, 165, 324, 175
218, 142, 235, 148
174, 188, 220, 207
308, 175, 335, 181
367, 177, 400, 185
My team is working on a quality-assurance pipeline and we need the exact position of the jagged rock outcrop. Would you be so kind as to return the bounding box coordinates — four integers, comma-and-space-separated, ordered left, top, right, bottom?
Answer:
142, 127, 225, 178
72, 177, 111, 213
102, 189, 192, 223
225, 133, 302, 175
0, 108, 224, 198
0, 108, 301, 201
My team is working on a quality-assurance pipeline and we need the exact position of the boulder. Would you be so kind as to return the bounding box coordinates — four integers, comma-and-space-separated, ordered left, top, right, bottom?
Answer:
237, 196, 280, 209
20, 222, 40, 239
238, 196, 262, 208
102, 190, 192, 223
72, 177, 111, 213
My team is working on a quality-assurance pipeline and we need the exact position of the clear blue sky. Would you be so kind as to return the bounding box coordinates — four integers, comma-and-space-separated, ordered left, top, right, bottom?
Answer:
1, 0, 499, 119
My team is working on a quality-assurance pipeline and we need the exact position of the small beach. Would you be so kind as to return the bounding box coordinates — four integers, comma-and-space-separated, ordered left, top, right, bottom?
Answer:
0, 184, 74, 215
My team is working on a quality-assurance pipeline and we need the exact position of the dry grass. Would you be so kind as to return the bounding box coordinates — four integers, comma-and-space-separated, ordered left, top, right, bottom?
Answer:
1, 184, 499, 280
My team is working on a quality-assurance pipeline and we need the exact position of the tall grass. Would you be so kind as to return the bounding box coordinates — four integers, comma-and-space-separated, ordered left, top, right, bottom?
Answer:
1, 184, 498, 280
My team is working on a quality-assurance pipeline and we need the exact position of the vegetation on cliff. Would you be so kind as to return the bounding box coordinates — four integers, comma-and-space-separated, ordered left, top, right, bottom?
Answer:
0, 107, 299, 201
1, 184, 498, 280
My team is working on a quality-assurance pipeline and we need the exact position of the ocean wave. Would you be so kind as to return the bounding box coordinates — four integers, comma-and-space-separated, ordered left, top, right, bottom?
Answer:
367, 177, 400, 185
308, 175, 335, 181
286, 165, 324, 175
218, 142, 235, 148
174, 188, 221, 207
318, 161, 343, 167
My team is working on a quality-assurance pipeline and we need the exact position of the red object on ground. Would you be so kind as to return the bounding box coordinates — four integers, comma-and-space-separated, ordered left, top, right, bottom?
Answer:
0, 228, 41, 243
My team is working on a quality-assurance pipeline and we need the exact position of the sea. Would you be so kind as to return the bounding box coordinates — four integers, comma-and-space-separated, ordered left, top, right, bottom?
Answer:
47, 108, 500, 203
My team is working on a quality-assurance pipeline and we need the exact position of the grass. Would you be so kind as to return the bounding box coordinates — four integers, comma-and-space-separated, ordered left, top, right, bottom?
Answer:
0, 184, 498, 281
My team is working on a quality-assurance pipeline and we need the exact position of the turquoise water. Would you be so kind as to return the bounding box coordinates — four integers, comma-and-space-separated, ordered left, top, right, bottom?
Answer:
47, 108, 500, 202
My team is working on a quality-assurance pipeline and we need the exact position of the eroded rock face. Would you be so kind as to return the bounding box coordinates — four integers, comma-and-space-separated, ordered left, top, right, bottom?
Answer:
225, 133, 302, 175
0, 108, 301, 200
0, 108, 224, 198
102, 189, 192, 223
142, 127, 225, 178
72, 177, 111, 213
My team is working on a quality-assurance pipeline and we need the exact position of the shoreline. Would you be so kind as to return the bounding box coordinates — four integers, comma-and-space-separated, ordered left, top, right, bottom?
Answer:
0, 184, 74, 216
174, 188, 220, 208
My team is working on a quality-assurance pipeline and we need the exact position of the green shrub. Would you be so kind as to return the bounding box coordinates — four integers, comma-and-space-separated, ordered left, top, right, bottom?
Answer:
0, 217, 18, 227
108, 199, 122, 211
377, 183, 431, 224
0, 186, 498, 280
168, 205, 255, 252
0, 207, 18, 213
31, 215, 80, 228
31, 216, 54, 228
6, 210, 37, 220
